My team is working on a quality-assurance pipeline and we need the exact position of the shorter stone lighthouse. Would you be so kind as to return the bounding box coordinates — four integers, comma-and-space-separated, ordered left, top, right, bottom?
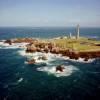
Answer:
76, 24, 80, 39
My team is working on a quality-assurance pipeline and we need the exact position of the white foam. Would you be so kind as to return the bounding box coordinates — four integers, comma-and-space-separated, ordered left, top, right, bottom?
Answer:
18, 49, 95, 64
17, 77, 23, 83
35, 59, 46, 63
0, 42, 28, 49
0, 42, 3, 45
37, 65, 78, 77
18, 50, 31, 56
68, 57, 95, 63
5, 77, 24, 86
18, 50, 71, 65
0, 42, 9, 46
18, 51, 59, 63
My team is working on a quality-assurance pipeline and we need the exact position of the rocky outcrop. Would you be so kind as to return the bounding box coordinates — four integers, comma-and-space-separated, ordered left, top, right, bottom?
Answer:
26, 41, 100, 61
26, 43, 37, 53
79, 51, 100, 58
27, 58, 36, 64
56, 65, 65, 72
50, 47, 60, 54
38, 56, 47, 60
12, 38, 37, 43
3, 37, 100, 62
26, 42, 55, 53
4, 39, 12, 45
4, 38, 39, 46
62, 51, 100, 61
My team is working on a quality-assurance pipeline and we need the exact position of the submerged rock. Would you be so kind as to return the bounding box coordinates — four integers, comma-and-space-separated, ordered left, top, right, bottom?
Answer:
27, 58, 36, 64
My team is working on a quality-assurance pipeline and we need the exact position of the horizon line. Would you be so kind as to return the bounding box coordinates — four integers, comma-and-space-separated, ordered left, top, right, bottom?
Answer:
0, 26, 100, 28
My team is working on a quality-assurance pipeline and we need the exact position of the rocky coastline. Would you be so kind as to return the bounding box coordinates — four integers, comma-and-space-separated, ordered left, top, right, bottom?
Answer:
4, 38, 100, 61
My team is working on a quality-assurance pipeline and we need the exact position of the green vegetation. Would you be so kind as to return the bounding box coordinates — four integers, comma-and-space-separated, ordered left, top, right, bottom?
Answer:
52, 37, 100, 52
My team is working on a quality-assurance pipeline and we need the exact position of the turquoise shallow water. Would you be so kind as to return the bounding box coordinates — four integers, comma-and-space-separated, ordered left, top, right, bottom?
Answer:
0, 27, 100, 100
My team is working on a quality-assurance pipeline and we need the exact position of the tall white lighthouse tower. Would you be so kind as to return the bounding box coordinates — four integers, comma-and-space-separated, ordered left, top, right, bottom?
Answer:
76, 24, 80, 39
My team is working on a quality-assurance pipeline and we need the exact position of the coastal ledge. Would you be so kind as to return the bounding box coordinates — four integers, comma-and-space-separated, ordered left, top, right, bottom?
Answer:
3, 37, 100, 61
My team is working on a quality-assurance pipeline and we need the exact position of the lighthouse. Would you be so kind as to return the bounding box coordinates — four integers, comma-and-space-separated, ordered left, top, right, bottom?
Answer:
76, 24, 80, 39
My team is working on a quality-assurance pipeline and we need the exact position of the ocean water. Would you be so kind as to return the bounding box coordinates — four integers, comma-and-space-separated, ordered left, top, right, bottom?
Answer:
0, 27, 100, 40
0, 27, 100, 100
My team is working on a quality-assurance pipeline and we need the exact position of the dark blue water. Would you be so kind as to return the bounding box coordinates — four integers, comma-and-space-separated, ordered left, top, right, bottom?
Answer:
0, 27, 100, 40
0, 27, 100, 100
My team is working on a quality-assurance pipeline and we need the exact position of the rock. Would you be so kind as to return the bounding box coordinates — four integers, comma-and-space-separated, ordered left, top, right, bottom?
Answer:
42, 56, 47, 60
36, 48, 41, 52
44, 48, 49, 53
38, 56, 47, 60
56, 65, 65, 72
4, 39, 12, 45
26, 43, 37, 53
84, 57, 89, 61
51, 47, 60, 54
27, 58, 36, 64
79, 51, 100, 59
48, 43, 54, 50
13, 38, 38, 43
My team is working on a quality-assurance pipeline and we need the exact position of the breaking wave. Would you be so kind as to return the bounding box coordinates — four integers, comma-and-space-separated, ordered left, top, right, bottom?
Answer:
68, 58, 95, 63
37, 65, 78, 77
0, 42, 28, 49
0, 42, 95, 64
18, 49, 94, 64
18, 50, 68, 64
17, 77, 23, 83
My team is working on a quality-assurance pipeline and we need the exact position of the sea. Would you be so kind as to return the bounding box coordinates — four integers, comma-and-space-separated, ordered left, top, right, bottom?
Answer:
0, 27, 100, 100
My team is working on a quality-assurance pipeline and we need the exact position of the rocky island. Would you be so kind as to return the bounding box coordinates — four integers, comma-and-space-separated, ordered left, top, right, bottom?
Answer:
3, 36, 100, 62
2, 25, 100, 62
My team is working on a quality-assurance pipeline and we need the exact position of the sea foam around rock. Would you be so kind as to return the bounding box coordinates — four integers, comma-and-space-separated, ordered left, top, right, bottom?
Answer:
0, 42, 28, 49
37, 65, 78, 77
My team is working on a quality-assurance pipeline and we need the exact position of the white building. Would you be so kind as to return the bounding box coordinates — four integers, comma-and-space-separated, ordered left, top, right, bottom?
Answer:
76, 24, 80, 39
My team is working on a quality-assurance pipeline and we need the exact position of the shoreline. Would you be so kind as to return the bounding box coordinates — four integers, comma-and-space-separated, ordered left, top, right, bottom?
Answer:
0, 37, 100, 62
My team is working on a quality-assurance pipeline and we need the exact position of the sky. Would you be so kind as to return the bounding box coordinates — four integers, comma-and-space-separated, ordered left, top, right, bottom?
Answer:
0, 0, 100, 27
